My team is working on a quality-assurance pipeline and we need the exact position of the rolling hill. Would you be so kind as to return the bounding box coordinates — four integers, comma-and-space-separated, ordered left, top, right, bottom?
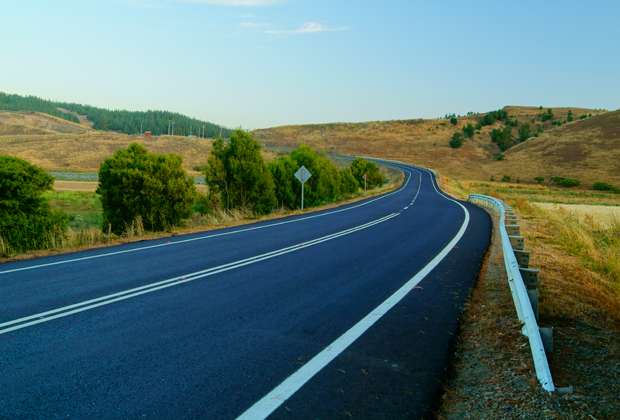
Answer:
252, 106, 618, 186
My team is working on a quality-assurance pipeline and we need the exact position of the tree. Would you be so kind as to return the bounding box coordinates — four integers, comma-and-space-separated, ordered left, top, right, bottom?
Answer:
567, 109, 574, 122
206, 130, 276, 214
350, 157, 384, 189
518, 123, 531, 142
450, 117, 458, 125
541, 108, 554, 121
97, 143, 196, 234
534, 177, 545, 184
462, 123, 475, 138
0, 156, 68, 254
449, 132, 464, 148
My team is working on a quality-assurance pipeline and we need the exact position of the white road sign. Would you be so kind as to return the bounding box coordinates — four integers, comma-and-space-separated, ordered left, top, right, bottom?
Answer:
294, 166, 312, 184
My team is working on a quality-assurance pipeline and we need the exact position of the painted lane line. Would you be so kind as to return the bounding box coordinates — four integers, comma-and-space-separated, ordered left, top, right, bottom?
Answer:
0, 170, 417, 276
0, 214, 399, 335
236, 193, 471, 420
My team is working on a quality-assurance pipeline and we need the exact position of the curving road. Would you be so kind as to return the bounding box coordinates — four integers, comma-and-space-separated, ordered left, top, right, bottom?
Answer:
0, 164, 490, 419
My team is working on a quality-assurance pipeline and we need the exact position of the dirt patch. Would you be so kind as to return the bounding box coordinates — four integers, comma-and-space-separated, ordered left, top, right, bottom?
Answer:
54, 180, 98, 192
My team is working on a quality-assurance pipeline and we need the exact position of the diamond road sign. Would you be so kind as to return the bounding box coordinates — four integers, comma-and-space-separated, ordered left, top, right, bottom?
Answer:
294, 166, 312, 184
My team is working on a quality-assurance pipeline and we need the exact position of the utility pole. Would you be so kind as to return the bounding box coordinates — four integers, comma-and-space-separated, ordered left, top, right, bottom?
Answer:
172, 122, 175, 136
168, 120, 171, 135
202, 125, 205, 138
219, 125, 222, 138
141, 121, 144, 135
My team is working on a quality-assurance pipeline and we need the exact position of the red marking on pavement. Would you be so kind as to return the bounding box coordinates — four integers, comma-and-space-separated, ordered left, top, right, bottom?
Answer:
167, 241, 172, 243
454, 246, 459, 249
301, 244, 306, 246
414, 286, 423, 290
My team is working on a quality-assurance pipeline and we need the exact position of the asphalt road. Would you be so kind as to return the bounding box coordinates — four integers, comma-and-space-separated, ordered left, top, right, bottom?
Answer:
0, 164, 490, 419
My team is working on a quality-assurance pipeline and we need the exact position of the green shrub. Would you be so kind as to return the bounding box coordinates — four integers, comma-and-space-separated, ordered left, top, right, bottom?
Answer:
593, 182, 618, 192
501, 175, 511, 182
350, 157, 384, 189
192, 165, 207, 172
492, 153, 505, 161
98, 143, 197, 234
449, 132, 464, 148
450, 117, 458, 125
462, 123, 475, 138
490, 175, 495, 181
559, 178, 580, 187
534, 176, 544, 184
0, 156, 69, 254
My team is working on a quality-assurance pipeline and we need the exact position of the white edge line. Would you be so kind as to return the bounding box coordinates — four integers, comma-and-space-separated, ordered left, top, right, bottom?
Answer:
0, 170, 412, 275
236, 171, 470, 420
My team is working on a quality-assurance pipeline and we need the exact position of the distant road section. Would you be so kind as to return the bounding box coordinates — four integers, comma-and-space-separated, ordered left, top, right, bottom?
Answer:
0, 162, 490, 419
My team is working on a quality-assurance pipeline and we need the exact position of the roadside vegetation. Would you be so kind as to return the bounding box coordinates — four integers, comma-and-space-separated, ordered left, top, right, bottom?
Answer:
445, 180, 620, 328
0, 131, 397, 260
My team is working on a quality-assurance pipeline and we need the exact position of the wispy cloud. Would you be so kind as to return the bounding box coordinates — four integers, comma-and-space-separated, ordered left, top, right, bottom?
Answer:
239, 22, 269, 27
175, 0, 283, 6
265, 22, 347, 35
240, 13, 256, 18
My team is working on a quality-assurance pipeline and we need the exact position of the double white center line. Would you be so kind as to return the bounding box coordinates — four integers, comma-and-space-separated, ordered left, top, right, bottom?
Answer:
0, 213, 399, 336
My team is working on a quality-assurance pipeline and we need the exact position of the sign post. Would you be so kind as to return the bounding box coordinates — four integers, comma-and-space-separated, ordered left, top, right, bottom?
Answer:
294, 166, 312, 211
363, 173, 368, 196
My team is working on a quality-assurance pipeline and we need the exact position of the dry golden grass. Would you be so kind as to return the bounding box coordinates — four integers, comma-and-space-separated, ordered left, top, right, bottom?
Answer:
533, 203, 620, 228
0, 132, 214, 172
451, 180, 620, 330
0, 110, 90, 134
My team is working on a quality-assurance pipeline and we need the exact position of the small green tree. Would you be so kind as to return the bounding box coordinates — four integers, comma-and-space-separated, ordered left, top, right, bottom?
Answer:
206, 130, 276, 214
501, 175, 511, 182
492, 153, 505, 161
450, 117, 458, 125
541, 108, 554, 121
97, 143, 196, 234
350, 157, 384, 189
0, 156, 69, 254
462, 123, 475, 138
534, 177, 544, 184
518, 123, 531, 142
567, 109, 574, 122
449, 132, 464, 148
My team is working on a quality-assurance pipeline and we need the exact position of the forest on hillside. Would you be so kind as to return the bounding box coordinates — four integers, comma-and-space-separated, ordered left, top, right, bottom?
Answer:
55, 101, 233, 138
0, 91, 232, 138
0, 92, 80, 124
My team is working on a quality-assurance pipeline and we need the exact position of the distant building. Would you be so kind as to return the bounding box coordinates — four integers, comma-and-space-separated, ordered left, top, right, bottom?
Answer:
145, 131, 152, 137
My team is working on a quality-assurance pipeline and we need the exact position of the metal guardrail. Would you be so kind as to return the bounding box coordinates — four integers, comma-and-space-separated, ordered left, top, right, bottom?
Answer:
468, 194, 555, 392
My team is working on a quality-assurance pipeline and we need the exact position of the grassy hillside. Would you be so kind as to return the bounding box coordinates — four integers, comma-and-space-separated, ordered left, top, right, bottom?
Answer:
252, 106, 614, 185
483, 109, 620, 186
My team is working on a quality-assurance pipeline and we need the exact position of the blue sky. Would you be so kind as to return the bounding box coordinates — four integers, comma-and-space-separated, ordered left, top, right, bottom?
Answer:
2, 0, 619, 129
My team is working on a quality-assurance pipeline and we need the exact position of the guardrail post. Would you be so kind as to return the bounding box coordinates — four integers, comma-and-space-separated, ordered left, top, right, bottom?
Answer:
540, 327, 553, 353
513, 250, 530, 268
519, 267, 539, 287
506, 225, 521, 236
508, 235, 524, 250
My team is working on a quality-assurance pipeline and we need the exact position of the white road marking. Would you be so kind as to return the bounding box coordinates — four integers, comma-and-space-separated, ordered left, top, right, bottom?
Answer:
235, 168, 469, 420
0, 170, 417, 275
0, 214, 399, 335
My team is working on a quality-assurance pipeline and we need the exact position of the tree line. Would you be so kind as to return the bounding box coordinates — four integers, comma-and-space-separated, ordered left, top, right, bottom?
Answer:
0, 92, 80, 124
55, 101, 232, 138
